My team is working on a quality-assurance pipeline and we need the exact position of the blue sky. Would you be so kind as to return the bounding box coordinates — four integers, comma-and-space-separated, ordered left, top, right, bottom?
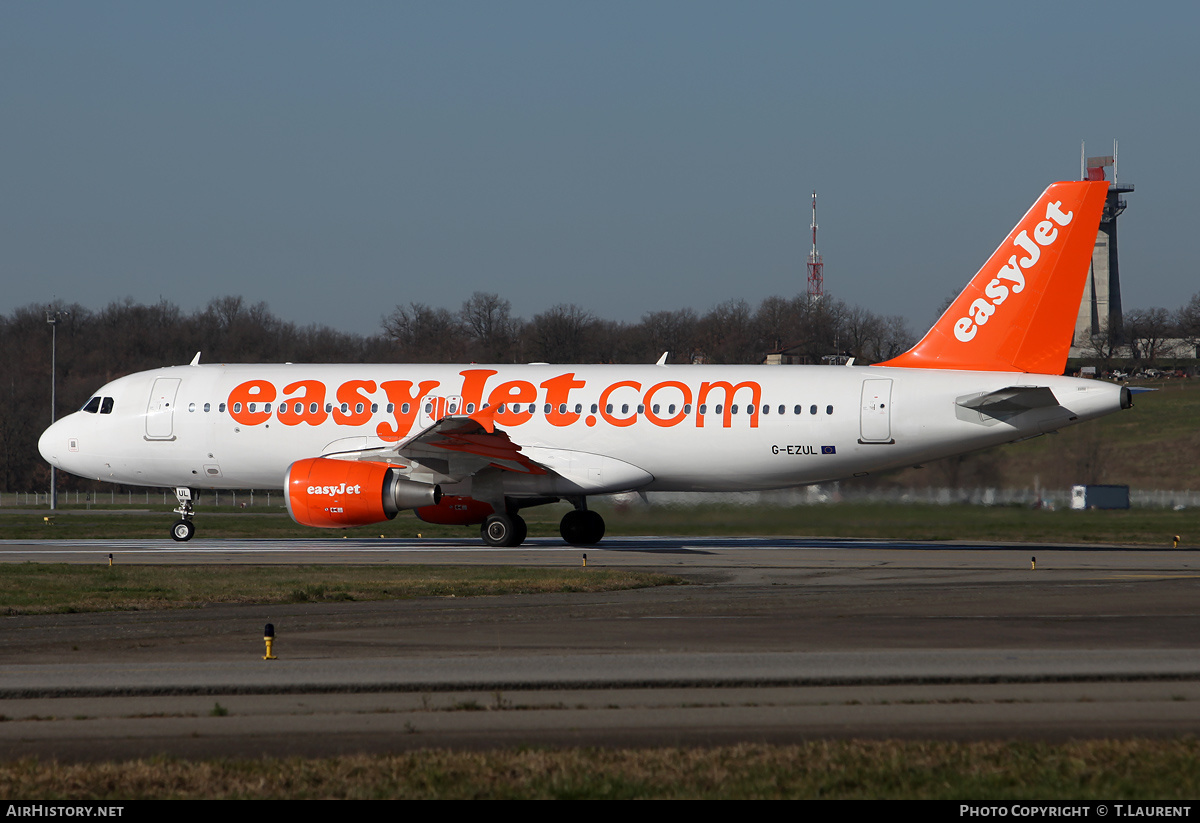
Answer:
2, 1, 1196, 336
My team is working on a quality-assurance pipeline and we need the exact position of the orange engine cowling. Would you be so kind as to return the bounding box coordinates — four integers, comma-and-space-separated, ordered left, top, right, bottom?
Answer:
416, 495, 496, 525
285, 457, 441, 528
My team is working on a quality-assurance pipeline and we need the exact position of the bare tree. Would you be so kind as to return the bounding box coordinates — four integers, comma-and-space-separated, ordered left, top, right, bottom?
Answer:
525, 304, 597, 363
382, 303, 465, 362
1124, 307, 1174, 367
459, 292, 519, 363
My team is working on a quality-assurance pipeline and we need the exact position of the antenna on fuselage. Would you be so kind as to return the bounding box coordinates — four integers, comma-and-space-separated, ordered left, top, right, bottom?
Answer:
189, 352, 202, 366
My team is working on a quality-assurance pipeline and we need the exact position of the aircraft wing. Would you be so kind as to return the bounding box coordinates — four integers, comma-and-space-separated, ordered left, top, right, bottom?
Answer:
390, 407, 548, 478
325, 405, 547, 484
325, 404, 652, 493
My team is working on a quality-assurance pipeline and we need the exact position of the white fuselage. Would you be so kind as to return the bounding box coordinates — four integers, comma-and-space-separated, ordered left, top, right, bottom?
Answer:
39, 362, 1126, 499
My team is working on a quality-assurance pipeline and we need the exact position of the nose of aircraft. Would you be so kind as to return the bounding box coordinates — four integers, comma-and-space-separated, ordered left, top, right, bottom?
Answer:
38, 420, 62, 467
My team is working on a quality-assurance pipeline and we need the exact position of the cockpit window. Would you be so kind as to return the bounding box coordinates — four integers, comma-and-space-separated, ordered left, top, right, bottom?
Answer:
100, 397, 114, 414
82, 397, 101, 413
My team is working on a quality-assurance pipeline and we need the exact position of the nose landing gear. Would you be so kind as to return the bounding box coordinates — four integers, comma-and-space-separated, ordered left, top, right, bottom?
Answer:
171, 487, 196, 542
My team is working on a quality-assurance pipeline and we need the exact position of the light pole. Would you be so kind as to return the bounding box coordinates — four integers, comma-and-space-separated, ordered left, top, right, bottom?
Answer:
45, 308, 67, 510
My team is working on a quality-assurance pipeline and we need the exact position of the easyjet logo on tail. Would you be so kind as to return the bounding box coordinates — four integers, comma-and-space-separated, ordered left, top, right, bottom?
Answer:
953, 199, 1074, 343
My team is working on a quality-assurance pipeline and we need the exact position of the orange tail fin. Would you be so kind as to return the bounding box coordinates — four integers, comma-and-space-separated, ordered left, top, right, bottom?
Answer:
879, 181, 1108, 374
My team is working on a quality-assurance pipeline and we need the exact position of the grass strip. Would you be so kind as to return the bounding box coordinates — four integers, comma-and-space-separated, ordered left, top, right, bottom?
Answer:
0, 564, 683, 615
6, 502, 1200, 546
3, 739, 1199, 799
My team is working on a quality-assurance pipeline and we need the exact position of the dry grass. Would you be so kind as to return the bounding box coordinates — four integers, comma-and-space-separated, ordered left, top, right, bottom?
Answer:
3, 739, 1199, 799
0, 565, 683, 615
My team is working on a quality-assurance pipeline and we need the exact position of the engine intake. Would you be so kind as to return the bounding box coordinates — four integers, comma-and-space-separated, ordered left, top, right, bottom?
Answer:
285, 457, 440, 528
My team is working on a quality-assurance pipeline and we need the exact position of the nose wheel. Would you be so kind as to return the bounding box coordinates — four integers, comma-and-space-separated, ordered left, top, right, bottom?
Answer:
171, 487, 197, 542
171, 518, 196, 542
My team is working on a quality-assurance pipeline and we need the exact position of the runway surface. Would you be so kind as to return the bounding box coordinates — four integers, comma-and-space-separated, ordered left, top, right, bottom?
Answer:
3, 536, 1200, 759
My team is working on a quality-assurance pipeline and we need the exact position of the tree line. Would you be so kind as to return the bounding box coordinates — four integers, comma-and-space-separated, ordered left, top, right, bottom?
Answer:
1080, 294, 1200, 370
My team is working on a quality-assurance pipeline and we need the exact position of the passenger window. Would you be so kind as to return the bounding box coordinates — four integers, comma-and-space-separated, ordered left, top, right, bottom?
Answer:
793, 405, 801, 414
826, 405, 834, 415
810, 405, 817, 415
204, 403, 211, 413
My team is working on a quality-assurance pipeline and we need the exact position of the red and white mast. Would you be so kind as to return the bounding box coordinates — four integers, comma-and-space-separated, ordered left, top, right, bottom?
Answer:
806, 190, 824, 300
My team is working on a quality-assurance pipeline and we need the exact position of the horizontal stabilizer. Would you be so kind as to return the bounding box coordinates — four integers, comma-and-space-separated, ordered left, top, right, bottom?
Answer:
957, 386, 1059, 415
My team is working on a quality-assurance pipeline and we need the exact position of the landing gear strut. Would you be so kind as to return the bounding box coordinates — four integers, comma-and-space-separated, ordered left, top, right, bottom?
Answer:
171, 487, 196, 542
481, 513, 527, 547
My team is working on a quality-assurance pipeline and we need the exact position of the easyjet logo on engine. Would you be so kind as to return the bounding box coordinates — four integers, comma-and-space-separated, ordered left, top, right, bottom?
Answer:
307, 483, 363, 496
227, 369, 763, 440
953, 199, 1075, 343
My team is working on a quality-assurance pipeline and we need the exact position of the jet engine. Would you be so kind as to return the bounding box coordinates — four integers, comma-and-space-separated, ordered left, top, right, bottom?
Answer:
285, 457, 441, 528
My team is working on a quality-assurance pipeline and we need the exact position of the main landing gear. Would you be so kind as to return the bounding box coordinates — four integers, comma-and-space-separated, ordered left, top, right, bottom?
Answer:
559, 508, 604, 546
481, 512, 527, 547
171, 487, 196, 542
478, 501, 607, 547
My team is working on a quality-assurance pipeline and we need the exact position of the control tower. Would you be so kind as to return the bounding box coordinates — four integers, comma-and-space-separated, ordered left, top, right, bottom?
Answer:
1074, 143, 1133, 345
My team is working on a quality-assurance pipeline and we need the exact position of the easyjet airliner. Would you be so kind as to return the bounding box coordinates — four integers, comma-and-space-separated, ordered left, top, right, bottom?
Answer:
38, 181, 1131, 546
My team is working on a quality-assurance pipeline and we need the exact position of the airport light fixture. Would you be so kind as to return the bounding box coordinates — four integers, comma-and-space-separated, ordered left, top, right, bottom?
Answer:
45, 307, 68, 511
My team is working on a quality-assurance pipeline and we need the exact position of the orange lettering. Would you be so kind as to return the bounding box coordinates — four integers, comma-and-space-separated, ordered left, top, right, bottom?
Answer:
489, 380, 537, 426
697, 381, 761, 428
228, 380, 276, 426
278, 380, 328, 426
541, 372, 585, 427
459, 368, 498, 414
598, 380, 641, 428
377, 380, 439, 441
643, 381, 691, 427
332, 380, 376, 426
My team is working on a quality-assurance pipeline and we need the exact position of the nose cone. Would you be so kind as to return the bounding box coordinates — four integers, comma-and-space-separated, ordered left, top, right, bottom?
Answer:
39, 420, 63, 467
